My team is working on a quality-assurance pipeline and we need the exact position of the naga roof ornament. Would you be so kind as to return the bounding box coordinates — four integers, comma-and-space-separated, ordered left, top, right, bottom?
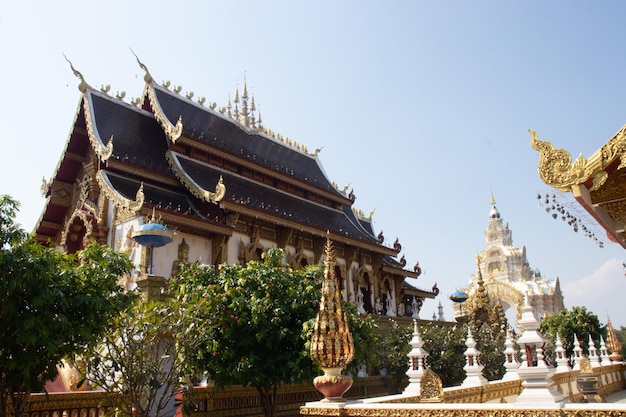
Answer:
530, 127, 626, 192
165, 151, 226, 204
132, 51, 183, 143
64, 56, 114, 162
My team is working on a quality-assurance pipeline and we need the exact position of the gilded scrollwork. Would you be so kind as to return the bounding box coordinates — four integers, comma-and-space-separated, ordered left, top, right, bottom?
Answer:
95, 172, 144, 219
145, 84, 183, 143
530, 129, 593, 192
166, 151, 226, 204
82, 96, 114, 162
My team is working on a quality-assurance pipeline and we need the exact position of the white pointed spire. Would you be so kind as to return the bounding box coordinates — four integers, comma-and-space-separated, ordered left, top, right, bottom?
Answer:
515, 295, 563, 404
502, 327, 520, 380
572, 334, 583, 370
554, 333, 570, 373
588, 335, 601, 368
404, 320, 428, 395
461, 327, 487, 387
600, 336, 612, 366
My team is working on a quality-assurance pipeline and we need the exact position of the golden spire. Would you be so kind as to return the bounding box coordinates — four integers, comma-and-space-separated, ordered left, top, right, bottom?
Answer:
311, 235, 354, 369
606, 315, 623, 361
311, 234, 354, 401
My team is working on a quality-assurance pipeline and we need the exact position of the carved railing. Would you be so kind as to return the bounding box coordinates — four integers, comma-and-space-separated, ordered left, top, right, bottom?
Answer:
19, 364, 626, 417
22, 391, 113, 417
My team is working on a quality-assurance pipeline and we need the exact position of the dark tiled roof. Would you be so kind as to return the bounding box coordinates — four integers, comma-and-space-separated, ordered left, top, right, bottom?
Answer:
103, 171, 195, 214
153, 86, 342, 196
171, 152, 380, 244
89, 92, 171, 176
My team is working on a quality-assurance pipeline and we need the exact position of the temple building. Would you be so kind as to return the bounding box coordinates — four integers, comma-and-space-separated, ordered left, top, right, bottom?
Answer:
454, 195, 564, 323
34, 58, 437, 317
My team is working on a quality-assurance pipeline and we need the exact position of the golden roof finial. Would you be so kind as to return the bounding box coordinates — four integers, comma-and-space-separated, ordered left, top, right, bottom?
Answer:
130, 48, 153, 84
63, 54, 92, 93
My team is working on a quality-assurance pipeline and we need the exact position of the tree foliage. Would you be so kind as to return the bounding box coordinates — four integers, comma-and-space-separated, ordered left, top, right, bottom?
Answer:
79, 297, 194, 417
539, 306, 606, 360
377, 319, 411, 393
421, 322, 467, 387
171, 248, 322, 417
0, 195, 135, 417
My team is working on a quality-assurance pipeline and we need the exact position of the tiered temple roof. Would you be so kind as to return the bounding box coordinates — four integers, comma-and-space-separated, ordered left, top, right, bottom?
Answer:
35, 57, 437, 305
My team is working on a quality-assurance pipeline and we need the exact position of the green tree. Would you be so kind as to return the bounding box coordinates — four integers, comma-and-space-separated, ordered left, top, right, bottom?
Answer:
79, 297, 195, 417
472, 324, 506, 381
0, 196, 135, 417
377, 319, 411, 393
171, 248, 322, 417
421, 322, 467, 387
341, 302, 379, 378
539, 306, 606, 361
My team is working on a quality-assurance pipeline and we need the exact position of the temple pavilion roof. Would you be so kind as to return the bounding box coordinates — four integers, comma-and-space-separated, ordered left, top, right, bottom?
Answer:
35, 60, 409, 258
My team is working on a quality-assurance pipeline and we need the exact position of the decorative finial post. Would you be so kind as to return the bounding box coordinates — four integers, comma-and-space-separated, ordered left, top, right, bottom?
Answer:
554, 333, 571, 373
572, 334, 583, 370
599, 336, 612, 366
311, 236, 354, 402
588, 335, 601, 368
403, 320, 428, 396
461, 327, 487, 387
515, 296, 563, 404
502, 327, 520, 380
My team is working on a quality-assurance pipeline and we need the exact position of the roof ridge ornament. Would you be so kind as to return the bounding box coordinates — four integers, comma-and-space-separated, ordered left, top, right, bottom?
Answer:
64, 54, 93, 93
130, 48, 153, 84
530, 129, 594, 192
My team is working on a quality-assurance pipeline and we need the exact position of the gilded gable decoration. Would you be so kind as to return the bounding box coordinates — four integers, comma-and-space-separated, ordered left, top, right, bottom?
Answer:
65, 56, 114, 162
530, 130, 594, 192
165, 151, 226, 204
133, 54, 184, 143
96, 172, 144, 218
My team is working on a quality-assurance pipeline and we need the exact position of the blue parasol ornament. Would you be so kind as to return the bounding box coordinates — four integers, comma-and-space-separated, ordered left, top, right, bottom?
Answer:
132, 208, 173, 275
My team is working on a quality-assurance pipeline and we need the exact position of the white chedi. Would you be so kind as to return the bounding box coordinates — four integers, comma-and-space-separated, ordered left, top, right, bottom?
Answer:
403, 320, 428, 396
461, 327, 487, 387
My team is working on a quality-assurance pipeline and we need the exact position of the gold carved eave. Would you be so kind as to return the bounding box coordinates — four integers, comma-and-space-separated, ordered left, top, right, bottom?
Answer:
219, 200, 397, 256
144, 84, 183, 143
531, 126, 626, 193
83, 93, 114, 162
166, 152, 226, 204
95, 171, 144, 215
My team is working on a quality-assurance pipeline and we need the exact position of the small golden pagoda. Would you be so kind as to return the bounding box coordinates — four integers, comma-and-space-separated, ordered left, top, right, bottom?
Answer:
606, 315, 623, 362
310, 236, 355, 401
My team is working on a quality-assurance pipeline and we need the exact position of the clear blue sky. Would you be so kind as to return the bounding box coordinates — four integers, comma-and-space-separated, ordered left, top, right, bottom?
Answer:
2, 1, 626, 327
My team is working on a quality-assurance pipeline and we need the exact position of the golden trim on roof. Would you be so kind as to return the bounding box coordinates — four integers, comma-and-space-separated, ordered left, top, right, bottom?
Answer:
133, 54, 184, 143
529, 130, 595, 192
530, 126, 626, 192
95, 171, 144, 215
144, 83, 183, 143
83, 96, 114, 162
65, 57, 114, 162
165, 151, 226, 204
